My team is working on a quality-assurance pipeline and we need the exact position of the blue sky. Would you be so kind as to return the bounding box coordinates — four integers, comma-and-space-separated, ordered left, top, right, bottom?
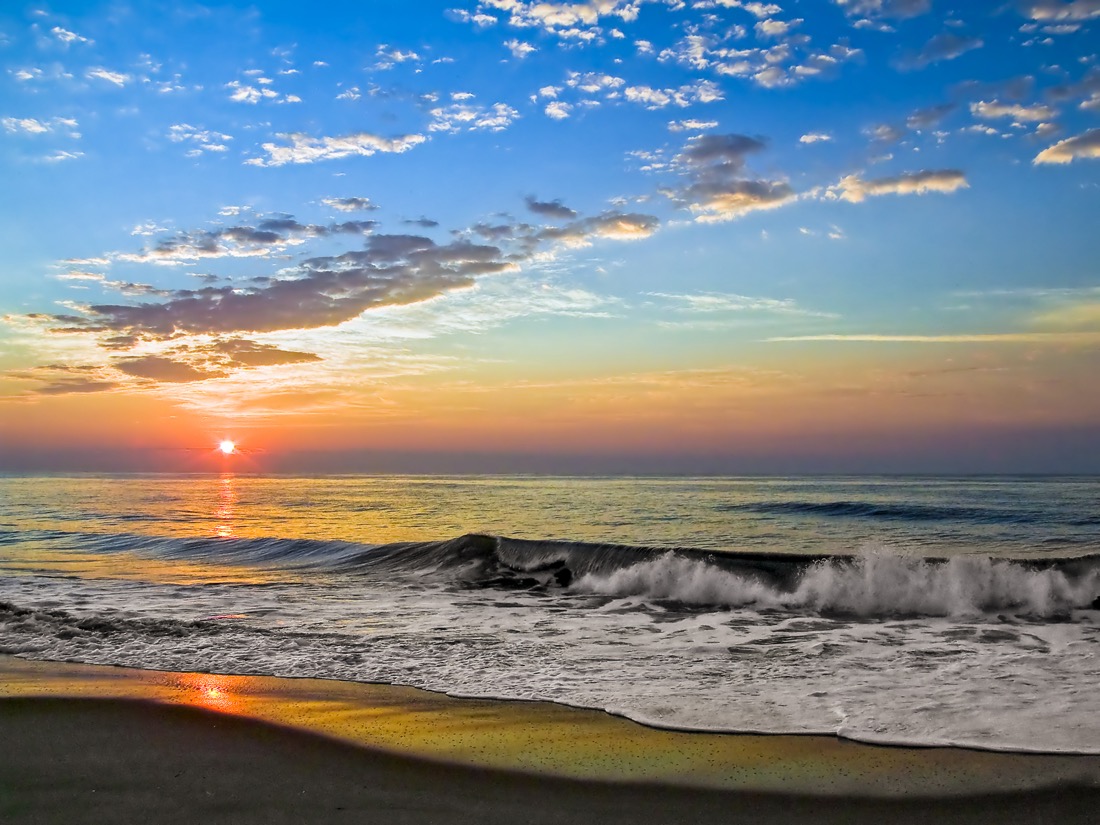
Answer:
1, 0, 1099, 472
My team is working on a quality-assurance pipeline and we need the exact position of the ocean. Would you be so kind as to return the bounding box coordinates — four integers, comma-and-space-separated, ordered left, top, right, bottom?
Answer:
1, 474, 1097, 754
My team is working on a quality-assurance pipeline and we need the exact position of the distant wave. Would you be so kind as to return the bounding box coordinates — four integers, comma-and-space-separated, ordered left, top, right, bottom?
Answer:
11, 528, 1099, 620
720, 499, 1100, 526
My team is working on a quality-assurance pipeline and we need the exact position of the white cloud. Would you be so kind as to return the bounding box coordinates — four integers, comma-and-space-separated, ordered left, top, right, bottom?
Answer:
970, 100, 1057, 122
86, 67, 130, 86
755, 18, 802, 38
624, 80, 723, 109
2, 117, 51, 134
545, 101, 573, 119
668, 119, 719, 132
51, 26, 92, 46
2, 116, 81, 140
504, 38, 537, 58
167, 124, 233, 154
43, 150, 84, 162
647, 291, 831, 318
249, 132, 427, 166
429, 101, 519, 132
227, 80, 279, 103
831, 169, 969, 202
799, 132, 832, 143
1033, 128, 1100, 164
131, 221, 170, 236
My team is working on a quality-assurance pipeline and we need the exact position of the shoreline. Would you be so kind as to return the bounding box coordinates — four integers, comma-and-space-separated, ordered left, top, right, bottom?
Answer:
4, 655, 1100, 794
4, 656, 1100, 824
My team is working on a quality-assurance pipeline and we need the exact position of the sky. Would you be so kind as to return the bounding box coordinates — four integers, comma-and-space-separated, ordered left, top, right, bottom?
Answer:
1, 0, 1099, 474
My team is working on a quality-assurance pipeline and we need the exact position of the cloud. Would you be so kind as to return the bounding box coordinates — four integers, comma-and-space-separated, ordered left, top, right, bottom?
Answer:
799, 132, 832, 143
167, 123, 232, 155
428, 101, 519, 132
248, 132, 426, 166
830, 170, 969, 202
2, 116, 79, 137
565, 71, 626, 95
713, 2, 783, 18
226, 79, 300, 105
833, 0, 931, 18
85, 67, 130, 86
465, 0, 642, 41
897, 33, 983, 70
681, 133, 767, 166
114, 355, 221, 383
1031, 301, 1100, 329
1019, 1, 1100, 20
116, 217, 378, 264
669, 119, 719, 133
754, 18, 802, 38
1033, 128, 1100, 164
50, 26, 92, 46
504, 39, 537, 58
511, 212, 661, 252
544, 100, 572, 119
647, 291, 834, 318
42, 234, 518, 341
768, 332, 1100, 344
906, 103, 956, 129
322, 197, 378, 212
658, 32, 861, 91
208, 339, 322, 367
970, 100, 1057, 122
623, 80, 723, 109
373, 45, 421, 70
661, 133, 795, 222
43, 150, 84, 162
34, 377, 120, 395
525, 196, 578, 219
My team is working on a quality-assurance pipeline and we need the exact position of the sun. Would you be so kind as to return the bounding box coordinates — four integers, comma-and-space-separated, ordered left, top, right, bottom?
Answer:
218, 439, 236, 455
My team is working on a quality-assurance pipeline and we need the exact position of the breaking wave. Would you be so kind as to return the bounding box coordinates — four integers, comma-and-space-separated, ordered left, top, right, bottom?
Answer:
572, 551, 1100, 618
14, 529, 1100, 620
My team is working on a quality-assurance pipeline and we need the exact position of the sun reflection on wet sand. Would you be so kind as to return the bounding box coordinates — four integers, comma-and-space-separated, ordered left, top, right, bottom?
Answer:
215, 474, 237, 539
172, 672, 242, 714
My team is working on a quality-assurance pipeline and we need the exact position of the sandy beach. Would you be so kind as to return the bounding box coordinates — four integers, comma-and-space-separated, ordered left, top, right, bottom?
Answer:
2, 655, 1099, 824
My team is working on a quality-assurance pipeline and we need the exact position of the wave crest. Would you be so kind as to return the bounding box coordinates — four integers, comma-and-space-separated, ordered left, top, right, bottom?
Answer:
574, 550, 1100, 618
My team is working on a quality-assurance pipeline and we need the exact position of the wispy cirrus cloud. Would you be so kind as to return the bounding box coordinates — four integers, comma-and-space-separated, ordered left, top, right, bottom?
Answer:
896, 33, 983, 70
85, 67, 130, 86
768, 332, 1100, 343
2, 116, 79, 137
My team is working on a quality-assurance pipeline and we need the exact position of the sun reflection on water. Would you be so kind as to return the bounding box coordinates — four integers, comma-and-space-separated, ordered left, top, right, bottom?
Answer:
215, 474, 237, 539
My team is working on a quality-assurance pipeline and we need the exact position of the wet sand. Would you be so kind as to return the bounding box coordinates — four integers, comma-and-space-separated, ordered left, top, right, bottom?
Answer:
2, 655, 1099, 824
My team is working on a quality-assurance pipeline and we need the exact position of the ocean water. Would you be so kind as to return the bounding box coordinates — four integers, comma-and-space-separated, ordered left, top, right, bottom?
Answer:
1, 474, 1098, 754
